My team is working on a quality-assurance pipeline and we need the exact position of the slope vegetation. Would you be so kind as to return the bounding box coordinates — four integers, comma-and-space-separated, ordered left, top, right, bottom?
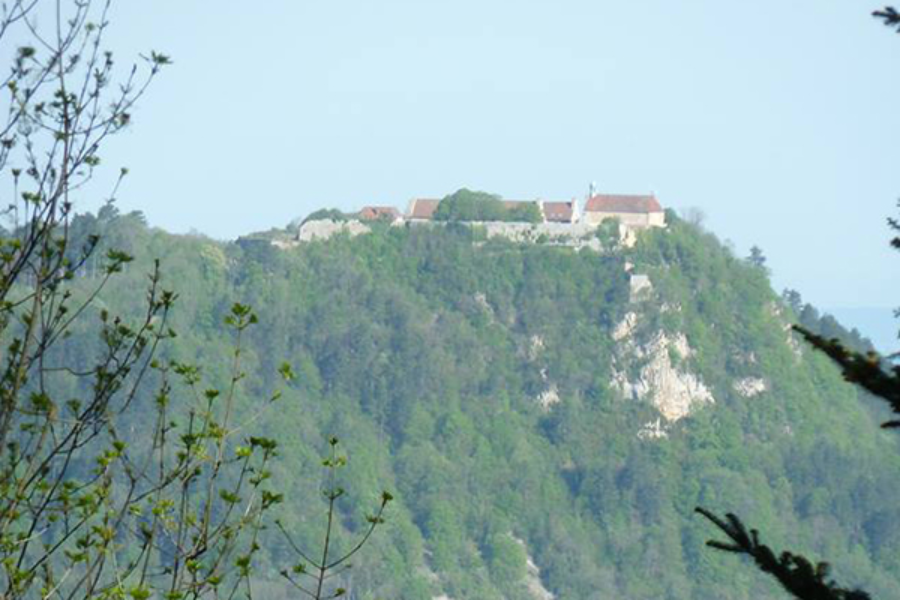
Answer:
60, 211, 900, 599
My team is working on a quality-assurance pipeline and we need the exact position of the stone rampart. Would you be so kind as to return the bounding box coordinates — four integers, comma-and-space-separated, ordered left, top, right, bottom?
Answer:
297, 219, 370, 242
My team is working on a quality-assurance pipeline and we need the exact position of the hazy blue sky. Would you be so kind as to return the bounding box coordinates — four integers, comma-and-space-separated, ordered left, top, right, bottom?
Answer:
30, 2, 900, 314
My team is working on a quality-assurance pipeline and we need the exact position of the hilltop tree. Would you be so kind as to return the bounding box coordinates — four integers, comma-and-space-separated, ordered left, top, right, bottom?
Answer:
433, 188, 543, 223
782, 289, 804, 315
747, 245, 767, 269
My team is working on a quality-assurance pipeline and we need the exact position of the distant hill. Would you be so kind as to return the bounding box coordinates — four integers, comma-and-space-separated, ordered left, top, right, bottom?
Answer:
55, 209, 900, 599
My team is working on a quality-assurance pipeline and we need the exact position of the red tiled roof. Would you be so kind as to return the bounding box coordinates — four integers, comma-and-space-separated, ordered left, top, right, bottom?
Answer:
585, 194, 662, 214
359, 206, 400, 220
407, 198, 440, 219
542, 201, 573, 222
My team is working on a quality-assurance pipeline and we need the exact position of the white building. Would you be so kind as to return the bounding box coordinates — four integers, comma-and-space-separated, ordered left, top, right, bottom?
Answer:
582, 194, 666, 229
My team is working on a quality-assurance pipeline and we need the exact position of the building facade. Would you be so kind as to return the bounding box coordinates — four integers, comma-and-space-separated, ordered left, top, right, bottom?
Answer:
582, 194, 666, 228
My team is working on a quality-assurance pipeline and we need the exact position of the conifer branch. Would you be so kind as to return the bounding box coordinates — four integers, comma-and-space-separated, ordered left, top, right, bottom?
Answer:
695, 508, 871, 600
792, 326, 900, 427
873, 6, 900, 32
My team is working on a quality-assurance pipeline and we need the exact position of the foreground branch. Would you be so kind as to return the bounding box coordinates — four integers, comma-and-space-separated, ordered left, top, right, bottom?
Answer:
695, 508, 870, 600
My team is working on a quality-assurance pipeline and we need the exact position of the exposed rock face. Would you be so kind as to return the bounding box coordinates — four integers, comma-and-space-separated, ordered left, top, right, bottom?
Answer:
270, 238, 298, 249
733, 377, 768, 397
431, 534, 556, 600
671, 333, 692, 359
527, 335, 545, 360
770, 302, 803, 359
613, 331, 715, 424
638, 418, 668, 440
473, 292, 497, 323
297, 219, 370, 242
511, 534, 556, 600
785, 326, 803, 359
660, 302, 682, 314
629, 274, 653, 302
536, 384, 560, 412
613, 312, 638, 342
533, 363, 560, 412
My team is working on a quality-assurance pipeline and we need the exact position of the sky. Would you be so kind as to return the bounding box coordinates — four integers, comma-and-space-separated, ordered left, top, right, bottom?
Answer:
13, 1, 900, 316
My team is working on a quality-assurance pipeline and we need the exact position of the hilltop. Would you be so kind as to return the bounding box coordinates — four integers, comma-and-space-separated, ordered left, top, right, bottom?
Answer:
252, 188, 667, 251
55, 205, 900, 599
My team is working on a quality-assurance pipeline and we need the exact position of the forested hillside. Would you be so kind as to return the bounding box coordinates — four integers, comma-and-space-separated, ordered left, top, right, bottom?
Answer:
55, 208, 900, 599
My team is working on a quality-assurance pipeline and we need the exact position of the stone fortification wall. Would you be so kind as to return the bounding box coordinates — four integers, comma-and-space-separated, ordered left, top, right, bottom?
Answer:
297, 219, 370, 242
477, 221, 638, 249
405, 220, 607, 247
583, 211, 666, 229
476, 221, 605, 251
289, 216, 647, 249
480, 221, 598, 240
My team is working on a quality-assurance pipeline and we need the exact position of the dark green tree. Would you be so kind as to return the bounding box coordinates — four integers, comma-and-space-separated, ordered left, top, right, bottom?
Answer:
433, 188, 543, 223
747, 245, 767, 270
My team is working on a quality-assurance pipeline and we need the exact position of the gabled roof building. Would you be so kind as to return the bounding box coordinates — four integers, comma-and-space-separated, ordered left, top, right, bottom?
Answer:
582, 194, 665, 229
358, 206, 401, 222
406, 198, 441, 221
404, 191, 665, 230
540, 200, 578, 223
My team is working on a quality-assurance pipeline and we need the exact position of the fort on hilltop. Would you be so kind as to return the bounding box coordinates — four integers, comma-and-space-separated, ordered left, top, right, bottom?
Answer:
402, 192, 664, 229
284, 190, 667, 247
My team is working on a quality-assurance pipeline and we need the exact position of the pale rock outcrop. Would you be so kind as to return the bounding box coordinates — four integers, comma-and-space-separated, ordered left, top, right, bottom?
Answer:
613, 331, 715, 423
473, 292, 496, 323
271, 238, 299, 249
787, 330, 803, 359
510, 534, 555, 600
534, 366, 560, 412
629, 274, 653, 302
613, 312, 639, 342
528, 335, 545, 360
297, 219, 370, 242
638, 418, 668, 440
733, 377, 768, 397
770, 302, 803, 360
671, 333, 692, 358
536, 384, 561, 412
779, 321, 803, 359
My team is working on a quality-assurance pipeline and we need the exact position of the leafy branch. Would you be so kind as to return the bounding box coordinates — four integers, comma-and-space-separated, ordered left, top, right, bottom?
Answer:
277, 437, 393, 600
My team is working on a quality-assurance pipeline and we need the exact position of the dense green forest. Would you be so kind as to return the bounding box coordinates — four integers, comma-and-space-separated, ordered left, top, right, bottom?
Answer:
51, 207, 900, 599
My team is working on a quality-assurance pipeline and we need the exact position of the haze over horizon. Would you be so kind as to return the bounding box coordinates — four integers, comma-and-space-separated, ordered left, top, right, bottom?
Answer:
18, 1, 899, 313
